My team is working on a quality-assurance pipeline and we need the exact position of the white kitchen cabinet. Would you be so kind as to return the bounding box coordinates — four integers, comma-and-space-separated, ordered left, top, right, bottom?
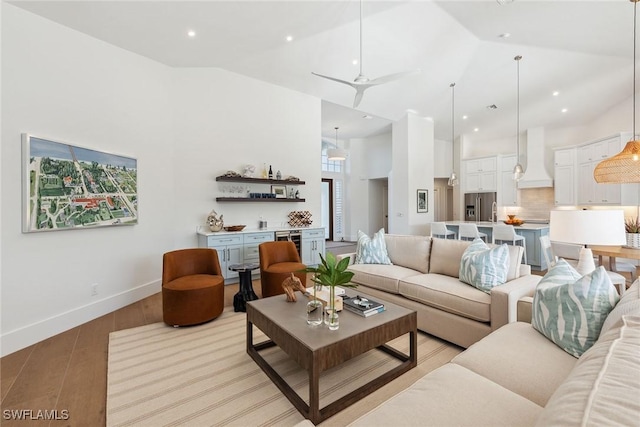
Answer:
499, 155, 517, 206
577, 135, 634, 205
199, 234, 244, 280
301, 228, 325, 266
554, 148, 576, 206
243, 232, 274, 276
463, 156, 497, 193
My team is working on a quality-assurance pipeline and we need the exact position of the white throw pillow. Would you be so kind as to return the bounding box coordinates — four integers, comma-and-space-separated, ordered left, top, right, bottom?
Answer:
532, 259, 620, 358
355, 228, 392, 265
458, 238, 510, 294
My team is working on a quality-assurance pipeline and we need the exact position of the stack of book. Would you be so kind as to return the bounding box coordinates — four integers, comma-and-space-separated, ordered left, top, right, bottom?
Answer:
342, 295, 385, 317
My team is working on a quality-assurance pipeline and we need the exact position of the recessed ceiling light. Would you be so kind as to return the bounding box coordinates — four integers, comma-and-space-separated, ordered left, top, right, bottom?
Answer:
362, 115, 373, 119
553, 91, 560, 96
498, 33, 511, 39
187, 30, 196, 38
285, 35, 293, 42
561, 108, 568, 113
406, 109, 418, 114
352, 59, 358, 65
474, 128, 479, 132
462, 115, 468, 120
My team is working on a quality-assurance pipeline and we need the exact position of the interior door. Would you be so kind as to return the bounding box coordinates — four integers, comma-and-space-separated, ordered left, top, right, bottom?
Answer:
321, 179, 333, 240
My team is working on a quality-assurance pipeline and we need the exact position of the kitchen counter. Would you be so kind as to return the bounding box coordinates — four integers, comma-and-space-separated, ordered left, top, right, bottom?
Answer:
445, 221, 550, 231
444, 221, 550, 271
196, 225, 323, 236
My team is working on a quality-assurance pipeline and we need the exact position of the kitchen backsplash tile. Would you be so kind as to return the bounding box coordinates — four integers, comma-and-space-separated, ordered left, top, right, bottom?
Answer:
503, 187, 554, 220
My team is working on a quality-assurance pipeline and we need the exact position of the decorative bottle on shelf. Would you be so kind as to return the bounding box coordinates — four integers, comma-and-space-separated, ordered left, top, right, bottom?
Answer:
268, 165, 273, 180
262, 163, 267, 179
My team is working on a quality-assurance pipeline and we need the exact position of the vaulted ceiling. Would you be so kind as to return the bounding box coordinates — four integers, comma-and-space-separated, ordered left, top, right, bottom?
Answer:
9, 0, 635, 142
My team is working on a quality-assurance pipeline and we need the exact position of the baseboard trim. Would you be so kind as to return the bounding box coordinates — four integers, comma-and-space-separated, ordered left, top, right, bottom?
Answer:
1, 280, 160, 357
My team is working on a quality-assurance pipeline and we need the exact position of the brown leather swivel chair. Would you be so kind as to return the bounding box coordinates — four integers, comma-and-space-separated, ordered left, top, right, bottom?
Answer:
162, 248, 225, 327
259, 241, 307, 298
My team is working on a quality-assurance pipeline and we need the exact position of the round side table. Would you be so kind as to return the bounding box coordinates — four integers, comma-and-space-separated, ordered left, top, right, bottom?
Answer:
229, 263, 260, 312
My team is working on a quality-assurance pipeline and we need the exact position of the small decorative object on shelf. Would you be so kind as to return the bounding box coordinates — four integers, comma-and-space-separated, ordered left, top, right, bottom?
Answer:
207, 209, 224, 232
302, 253, 356, 331
295, 190, 300, 199
243, 164, 255, 178
281, 273, 307, 302
276, 170, 282, 180
268, 165, 273, 179
262, 163, 268, 179
286, 176, 300, 181
288, 211, 312, 226
221, 170, 242, 178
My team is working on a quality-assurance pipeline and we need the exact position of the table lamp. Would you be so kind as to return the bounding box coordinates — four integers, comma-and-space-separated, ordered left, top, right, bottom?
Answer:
549, 209, 626, 276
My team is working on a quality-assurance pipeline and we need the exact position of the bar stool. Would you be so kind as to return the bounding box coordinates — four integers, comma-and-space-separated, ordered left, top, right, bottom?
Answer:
458, 223, 488, 242
430, 222, 456, 239
492, 224, 527, 264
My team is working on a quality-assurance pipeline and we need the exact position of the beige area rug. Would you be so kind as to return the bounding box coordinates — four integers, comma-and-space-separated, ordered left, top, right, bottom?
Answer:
107, 308, 461, 427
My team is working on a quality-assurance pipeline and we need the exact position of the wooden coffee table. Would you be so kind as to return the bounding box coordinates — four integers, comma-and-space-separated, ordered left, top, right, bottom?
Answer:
246, 293, 417, 424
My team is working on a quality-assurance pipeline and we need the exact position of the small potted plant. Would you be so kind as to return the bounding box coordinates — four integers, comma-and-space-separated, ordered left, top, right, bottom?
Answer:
302, 253, 356, 330
625, 216, 640, 248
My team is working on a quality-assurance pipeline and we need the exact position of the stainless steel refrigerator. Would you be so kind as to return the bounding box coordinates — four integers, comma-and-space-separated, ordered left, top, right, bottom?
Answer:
464, 192, 497, 222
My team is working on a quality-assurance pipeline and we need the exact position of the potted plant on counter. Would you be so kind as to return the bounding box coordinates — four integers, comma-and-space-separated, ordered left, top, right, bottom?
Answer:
302, 253, 356, 330
625, 216, 640, 248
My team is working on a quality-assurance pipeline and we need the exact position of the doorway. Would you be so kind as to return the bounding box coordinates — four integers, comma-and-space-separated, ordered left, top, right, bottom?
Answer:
321, 179, 333, 240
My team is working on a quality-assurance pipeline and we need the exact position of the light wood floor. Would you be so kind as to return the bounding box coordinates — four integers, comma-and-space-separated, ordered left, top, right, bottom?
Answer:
0, 282, 251, 427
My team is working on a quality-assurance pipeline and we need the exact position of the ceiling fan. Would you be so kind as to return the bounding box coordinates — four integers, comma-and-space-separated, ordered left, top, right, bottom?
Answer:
312, 0, 420, 108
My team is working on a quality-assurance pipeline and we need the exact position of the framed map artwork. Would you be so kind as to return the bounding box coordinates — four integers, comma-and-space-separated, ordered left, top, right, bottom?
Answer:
22, 134, 138, 233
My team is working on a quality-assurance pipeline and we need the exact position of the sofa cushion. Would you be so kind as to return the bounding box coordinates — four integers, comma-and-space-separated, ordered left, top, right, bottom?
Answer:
600, 279, 640, 336
452, 322, 577, 407
349, 263, 421, 294
428, 237, 522, 281
532, 261, 619, 358
535, 315, 640, 427
349, 363, 543, 427
355, 228, 391, 265
459, 238, 510, 294
428, 238, 472, 277
399, 274, 491, 322
383, 234, 431, 273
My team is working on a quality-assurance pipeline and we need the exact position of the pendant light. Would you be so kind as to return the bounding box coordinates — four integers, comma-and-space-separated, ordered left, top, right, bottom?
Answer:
327, 127, 348, 161
513, 55, 525, 181
448, 83, 459, 186
594, 0, 640, 183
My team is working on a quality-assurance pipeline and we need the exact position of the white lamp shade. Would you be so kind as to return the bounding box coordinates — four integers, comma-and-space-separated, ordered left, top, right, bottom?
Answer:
327, 148, 348, 161
550, 210, 626, 246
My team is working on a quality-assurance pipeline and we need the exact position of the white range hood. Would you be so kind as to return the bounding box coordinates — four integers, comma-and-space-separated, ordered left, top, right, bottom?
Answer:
517, 127, 554, 189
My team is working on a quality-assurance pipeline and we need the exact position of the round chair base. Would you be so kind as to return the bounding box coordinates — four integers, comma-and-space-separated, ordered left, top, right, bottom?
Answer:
162, 274, 224, 326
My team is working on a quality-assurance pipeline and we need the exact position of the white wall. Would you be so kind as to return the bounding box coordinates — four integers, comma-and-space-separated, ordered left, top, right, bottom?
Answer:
390, 114, 434, 235
170, 69, 320, 248
1, 5, 321, 356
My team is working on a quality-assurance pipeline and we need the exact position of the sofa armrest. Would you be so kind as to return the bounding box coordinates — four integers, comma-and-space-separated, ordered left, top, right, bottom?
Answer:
490, 275, 541, 330
517, 296, 534, 323
337, 252, 356, 265
518, 264, 531, 276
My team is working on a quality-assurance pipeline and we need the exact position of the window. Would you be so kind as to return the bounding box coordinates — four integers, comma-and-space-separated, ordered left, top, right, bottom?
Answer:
321, 149, 342, 173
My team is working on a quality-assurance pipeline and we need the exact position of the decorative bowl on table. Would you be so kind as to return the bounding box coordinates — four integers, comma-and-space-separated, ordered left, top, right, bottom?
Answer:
504, 215, 524, 226
224, 225, 246, 232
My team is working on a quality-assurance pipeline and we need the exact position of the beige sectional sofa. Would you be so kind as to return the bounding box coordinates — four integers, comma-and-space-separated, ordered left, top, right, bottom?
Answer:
348, 280, 640, 426
340, 234, 541, 348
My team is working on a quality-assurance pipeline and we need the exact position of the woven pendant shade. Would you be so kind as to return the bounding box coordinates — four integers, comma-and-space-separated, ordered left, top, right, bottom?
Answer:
593, 140, 640, 183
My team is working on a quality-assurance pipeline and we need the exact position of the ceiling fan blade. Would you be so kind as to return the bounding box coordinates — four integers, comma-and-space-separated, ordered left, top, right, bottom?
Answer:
311, 72, 356, 89
353, 87, 367, 108
368, 69, 421, 86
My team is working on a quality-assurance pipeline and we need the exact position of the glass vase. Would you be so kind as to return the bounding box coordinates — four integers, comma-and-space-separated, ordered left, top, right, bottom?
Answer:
306, 283, 323, 325
326, 285, 339, 330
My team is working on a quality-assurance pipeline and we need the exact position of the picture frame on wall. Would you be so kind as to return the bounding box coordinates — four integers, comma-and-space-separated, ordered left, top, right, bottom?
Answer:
417, 189, 428, 213
22, 134, 138, 233
271, 185, 287, 199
